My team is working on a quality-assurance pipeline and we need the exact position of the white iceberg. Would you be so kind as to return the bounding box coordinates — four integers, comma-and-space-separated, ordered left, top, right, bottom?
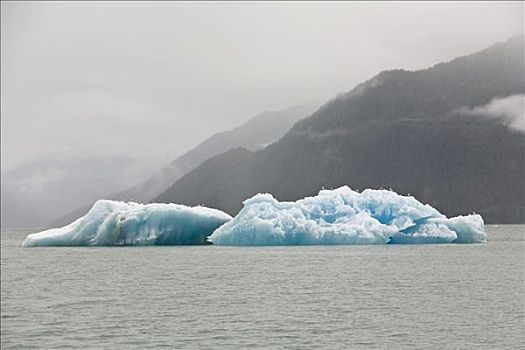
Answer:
22, 200, 232, 247
208, 186, 486, 245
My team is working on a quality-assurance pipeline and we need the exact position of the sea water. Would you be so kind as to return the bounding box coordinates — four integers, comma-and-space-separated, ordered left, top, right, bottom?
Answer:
1, 225, 524, 349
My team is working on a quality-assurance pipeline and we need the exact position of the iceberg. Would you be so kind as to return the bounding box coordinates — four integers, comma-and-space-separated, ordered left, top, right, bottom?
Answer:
208, 186, 486, 245
22, 200, 232, 247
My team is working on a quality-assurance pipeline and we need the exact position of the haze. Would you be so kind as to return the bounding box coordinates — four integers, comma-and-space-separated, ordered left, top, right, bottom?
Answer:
1, 2, 523, 227
2, 1, 523, 170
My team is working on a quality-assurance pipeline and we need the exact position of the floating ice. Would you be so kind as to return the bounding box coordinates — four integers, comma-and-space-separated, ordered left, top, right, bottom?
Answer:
208, 187, 486, 245
22, 200, 232, 247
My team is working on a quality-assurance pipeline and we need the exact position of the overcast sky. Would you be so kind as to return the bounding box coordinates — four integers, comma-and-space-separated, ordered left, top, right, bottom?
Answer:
2, 1, 523, 172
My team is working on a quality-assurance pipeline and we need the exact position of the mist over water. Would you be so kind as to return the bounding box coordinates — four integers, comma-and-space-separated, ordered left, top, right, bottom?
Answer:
2, 226, 524, 349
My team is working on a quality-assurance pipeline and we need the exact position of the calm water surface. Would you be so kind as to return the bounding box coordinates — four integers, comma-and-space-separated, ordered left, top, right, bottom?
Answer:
1, 225, 524, 349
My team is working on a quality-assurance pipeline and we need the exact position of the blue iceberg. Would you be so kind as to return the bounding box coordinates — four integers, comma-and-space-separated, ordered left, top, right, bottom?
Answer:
208, 187, 486, 245
22, 200, 232, 247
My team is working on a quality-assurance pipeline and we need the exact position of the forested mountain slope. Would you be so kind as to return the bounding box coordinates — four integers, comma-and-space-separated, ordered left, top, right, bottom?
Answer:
156, 37, 525, 224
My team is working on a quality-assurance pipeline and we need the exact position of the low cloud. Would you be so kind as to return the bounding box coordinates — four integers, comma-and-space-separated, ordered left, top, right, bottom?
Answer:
461, 94, 525, 132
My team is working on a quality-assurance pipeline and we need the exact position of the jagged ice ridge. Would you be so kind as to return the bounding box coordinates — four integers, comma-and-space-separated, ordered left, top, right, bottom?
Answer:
208, 186, 486, 245
22, 187, 486, 247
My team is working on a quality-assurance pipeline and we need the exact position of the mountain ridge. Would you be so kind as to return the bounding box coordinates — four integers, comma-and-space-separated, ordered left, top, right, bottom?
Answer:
49, 103, 316, 227
155, 36, 525, 224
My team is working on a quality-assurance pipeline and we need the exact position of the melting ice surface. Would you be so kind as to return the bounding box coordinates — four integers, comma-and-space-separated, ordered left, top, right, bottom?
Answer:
209, 186, 486, 245
22, 187, 486, 247
22, 200, 232, 247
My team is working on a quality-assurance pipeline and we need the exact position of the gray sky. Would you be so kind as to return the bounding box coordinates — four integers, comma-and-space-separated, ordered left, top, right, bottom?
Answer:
2, 1, 524, 172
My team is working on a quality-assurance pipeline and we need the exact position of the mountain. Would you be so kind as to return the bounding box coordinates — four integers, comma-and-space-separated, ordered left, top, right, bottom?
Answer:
1, 155, 151, 229
155, 37, 525, 224
113, 103, 317, 203
50, 104, 316, 227
0, 187, 48, 229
